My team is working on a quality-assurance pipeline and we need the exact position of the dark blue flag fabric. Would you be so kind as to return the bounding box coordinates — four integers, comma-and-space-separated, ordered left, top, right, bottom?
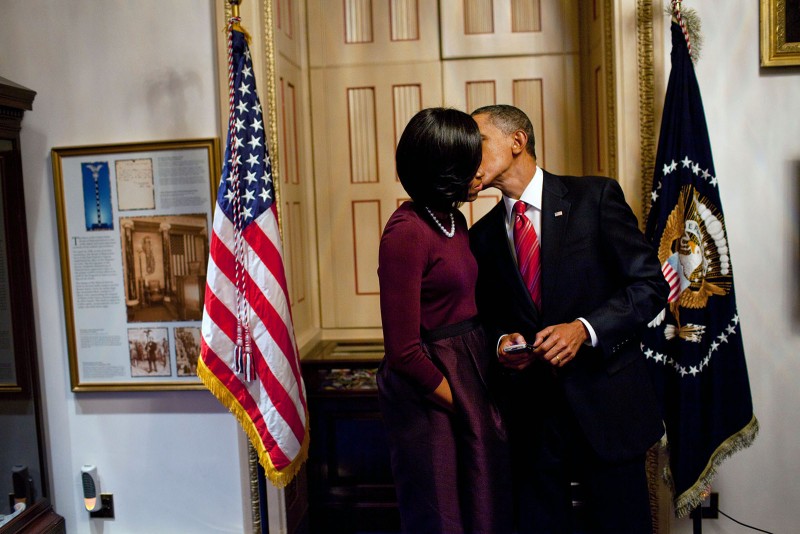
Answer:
642, 22, 758, 518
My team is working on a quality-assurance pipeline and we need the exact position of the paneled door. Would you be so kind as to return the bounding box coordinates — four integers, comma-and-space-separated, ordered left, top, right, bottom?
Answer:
310, 63, 444, 330
309, 0, 584, 333
442, 54, 584, 178
309, 0, 444, 331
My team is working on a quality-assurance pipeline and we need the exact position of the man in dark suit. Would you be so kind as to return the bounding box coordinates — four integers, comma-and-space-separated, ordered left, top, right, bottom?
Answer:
469, 105, 668, 533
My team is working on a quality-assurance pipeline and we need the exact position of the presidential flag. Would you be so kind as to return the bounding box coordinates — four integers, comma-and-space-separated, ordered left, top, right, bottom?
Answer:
642, 19, 758, 517
198, 21, 308, 487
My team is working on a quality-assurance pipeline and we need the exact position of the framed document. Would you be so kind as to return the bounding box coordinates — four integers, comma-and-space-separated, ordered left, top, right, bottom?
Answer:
51, 139, 220, 391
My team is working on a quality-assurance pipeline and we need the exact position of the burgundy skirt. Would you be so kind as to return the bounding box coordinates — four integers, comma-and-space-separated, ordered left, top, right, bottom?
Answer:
377, 318, 513, 534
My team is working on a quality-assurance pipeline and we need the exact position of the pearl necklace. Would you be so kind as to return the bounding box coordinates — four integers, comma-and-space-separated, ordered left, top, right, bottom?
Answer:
424, 206, 455, 238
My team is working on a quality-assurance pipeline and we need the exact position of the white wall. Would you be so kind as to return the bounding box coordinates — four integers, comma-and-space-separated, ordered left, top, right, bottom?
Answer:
0, 2, 250, 533
668, 2, 800, 533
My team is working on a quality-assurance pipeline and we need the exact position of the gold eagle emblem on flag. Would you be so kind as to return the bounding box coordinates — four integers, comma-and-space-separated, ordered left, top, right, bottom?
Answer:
650, 186, 733, 342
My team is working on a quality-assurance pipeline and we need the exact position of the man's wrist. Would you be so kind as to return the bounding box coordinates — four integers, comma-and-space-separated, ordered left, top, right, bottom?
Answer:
576, 317, 597, 347
496, 334, 508, 357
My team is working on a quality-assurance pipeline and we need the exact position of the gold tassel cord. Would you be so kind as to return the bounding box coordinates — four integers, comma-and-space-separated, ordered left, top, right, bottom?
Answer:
667, 1, 703, 63
197, 358, 310, 488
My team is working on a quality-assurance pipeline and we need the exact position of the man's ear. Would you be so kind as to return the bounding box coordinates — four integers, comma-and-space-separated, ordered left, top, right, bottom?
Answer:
511, 130, 527, 155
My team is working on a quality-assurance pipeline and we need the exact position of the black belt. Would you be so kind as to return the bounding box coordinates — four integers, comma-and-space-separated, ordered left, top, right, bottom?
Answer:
421, 316, 481, 342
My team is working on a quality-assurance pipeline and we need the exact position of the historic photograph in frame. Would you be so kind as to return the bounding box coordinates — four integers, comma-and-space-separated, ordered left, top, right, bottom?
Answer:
760, 0, 800, 67
51, 138, 220, 391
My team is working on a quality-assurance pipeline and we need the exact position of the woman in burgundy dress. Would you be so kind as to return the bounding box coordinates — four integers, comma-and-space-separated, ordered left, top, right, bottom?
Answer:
377, 107, 512, 533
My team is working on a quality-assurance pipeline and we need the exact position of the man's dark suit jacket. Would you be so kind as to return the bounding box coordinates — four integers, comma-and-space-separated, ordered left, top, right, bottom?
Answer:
469, 171, 668, 463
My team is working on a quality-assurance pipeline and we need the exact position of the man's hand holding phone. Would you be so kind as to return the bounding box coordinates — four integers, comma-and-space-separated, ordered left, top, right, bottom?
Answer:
498, 334, 536, 370
503, 343, 533, 354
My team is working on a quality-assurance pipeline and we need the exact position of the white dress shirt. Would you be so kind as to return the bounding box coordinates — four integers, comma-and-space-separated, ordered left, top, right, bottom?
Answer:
500, 167, 598, 347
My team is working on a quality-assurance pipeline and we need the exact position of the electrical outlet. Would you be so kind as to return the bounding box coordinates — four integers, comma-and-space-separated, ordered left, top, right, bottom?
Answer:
696, 492, 719, 519
89, 493, 114, 519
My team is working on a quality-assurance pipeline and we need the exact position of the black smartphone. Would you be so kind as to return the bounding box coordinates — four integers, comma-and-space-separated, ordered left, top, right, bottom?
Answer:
503, 343, 533, 354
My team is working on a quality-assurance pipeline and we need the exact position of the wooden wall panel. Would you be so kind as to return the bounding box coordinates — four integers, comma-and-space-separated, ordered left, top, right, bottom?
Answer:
311, 62, 442, 329
308, 0, 439, 67
464, 0, 494, 34
440, 0, 577, 58
347, 87, 379, 184
443, 55, 582, 176
345, 0, 374, 43
511, 0, 541, 32
275, 0, 302, 66
288, 201, 306, 303
466, 81, 496, 112
280, 80, 300, 184
462, 192, 502, 225
274, 50, 319, 347
512, 78, 545, 166
579, 0, 611, 178
390, 0, 420, 41
392, 84, 422, 148
276, 0, 294, 38
351, 200, 381, 295
287, 202, 308, 304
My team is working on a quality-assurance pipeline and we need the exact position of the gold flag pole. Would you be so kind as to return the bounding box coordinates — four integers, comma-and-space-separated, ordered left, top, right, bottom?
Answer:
229, 0, 240, 18
228, 0, 244, 34
223, 3, 267, 532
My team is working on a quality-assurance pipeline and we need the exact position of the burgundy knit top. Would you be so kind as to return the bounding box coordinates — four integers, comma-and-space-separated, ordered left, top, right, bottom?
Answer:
378, 202, 479, 393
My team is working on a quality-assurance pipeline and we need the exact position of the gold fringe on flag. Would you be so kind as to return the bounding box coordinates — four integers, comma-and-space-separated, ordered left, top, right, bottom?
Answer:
197, 358, 310, 488
645, 434, 668, 533
667, 415, 759, 518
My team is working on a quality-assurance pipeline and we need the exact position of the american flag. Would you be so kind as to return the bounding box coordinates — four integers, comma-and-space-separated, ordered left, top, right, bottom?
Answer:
198, 23, 308, 487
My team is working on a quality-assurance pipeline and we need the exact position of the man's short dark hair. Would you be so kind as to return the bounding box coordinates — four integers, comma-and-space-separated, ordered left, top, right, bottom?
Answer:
395, 107, 482, 210
471, 104, 537, 159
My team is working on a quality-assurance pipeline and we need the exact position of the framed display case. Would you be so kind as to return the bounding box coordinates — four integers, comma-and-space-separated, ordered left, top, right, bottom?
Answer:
51, 139, 220, 391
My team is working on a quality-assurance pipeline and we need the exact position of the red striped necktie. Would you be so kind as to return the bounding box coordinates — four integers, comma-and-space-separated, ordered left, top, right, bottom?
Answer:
513, 200, 541, 309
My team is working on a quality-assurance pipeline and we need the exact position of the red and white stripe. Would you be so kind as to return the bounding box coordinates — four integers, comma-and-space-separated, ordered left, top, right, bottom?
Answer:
513, 201, 542, 309
201, 201, 307, 470
662, 261, 681, 303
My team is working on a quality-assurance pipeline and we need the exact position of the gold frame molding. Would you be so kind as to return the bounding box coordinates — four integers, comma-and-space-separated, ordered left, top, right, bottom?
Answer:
760, 0, 800, 67
637, 0, 658, 224
603, 0, 619, 182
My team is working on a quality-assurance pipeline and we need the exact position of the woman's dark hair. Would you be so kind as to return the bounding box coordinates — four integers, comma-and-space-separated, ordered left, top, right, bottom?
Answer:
395, 107, 482, 211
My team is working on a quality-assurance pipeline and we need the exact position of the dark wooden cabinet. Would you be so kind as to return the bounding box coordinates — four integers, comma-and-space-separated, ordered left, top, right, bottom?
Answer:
301, 342, 400, 533
0, 78, 65, 533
